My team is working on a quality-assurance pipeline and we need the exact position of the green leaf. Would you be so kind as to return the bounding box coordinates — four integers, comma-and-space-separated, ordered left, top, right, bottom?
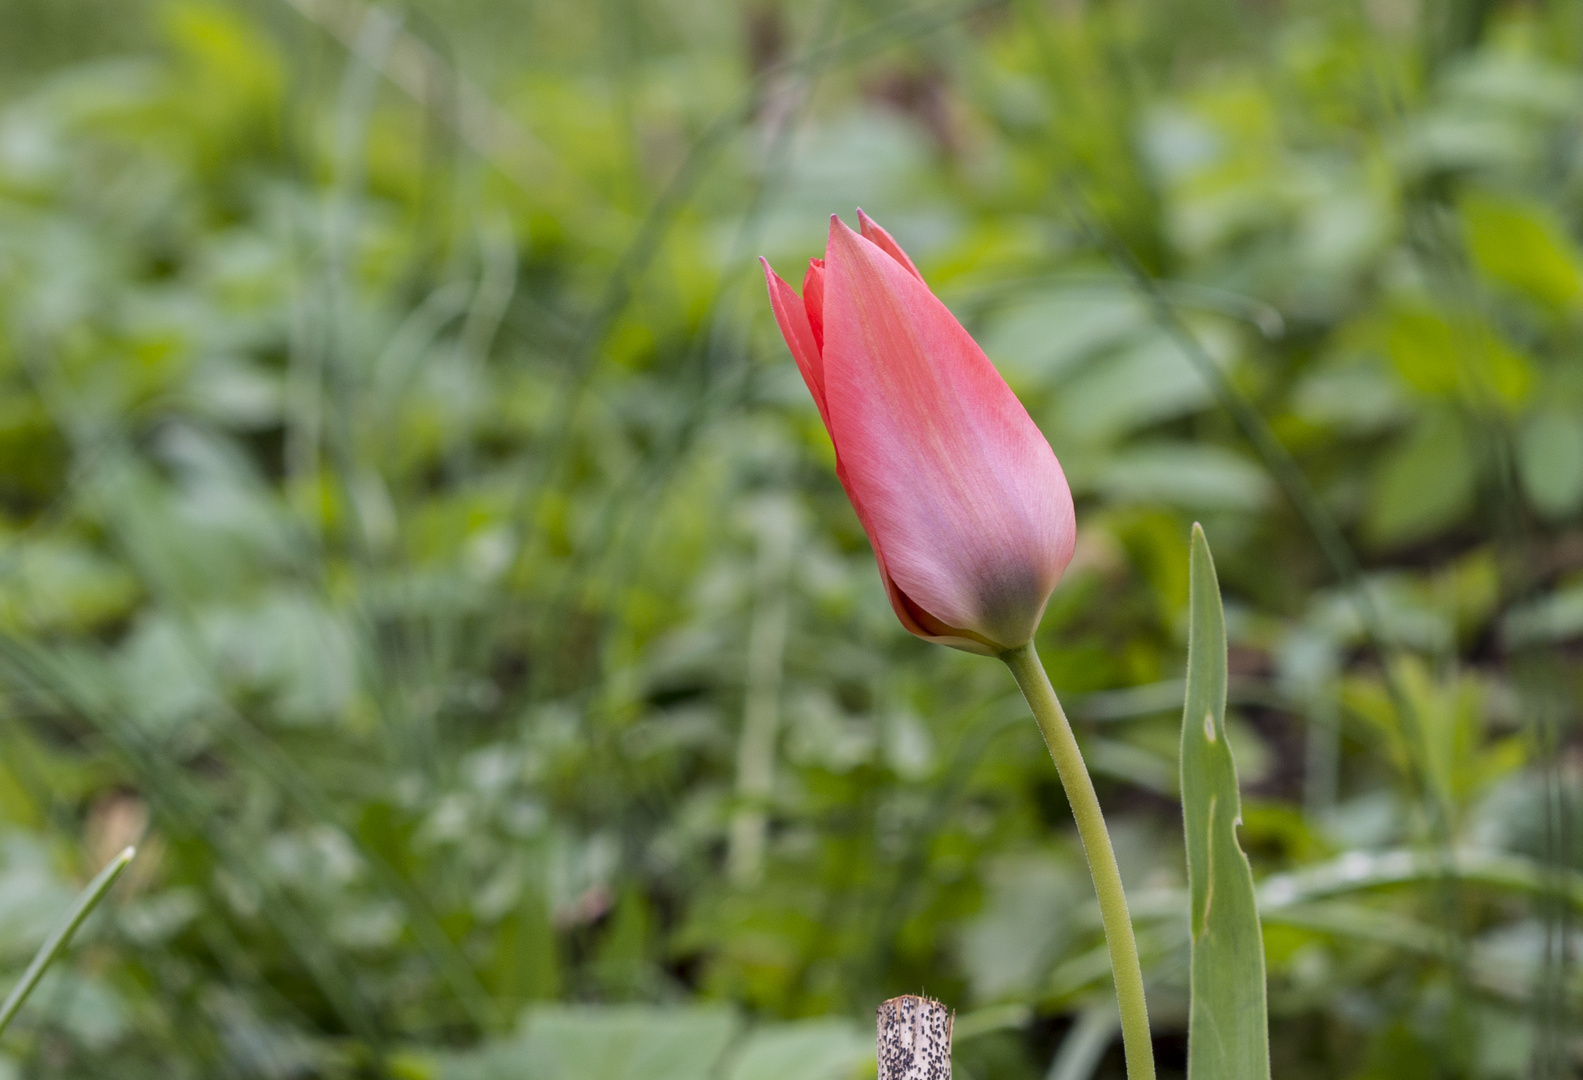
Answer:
1385, 308, 1461, 396
1461, 191, 1583, 309
980, 287, 1147, 384
1517, 409, 1583, 519
1055, 326, 1233, 441
1181, 525, 1269, 1080
1291, 360, 1410, 434
1366, 407, 1476, 547
1384, 306, 1532, 407
956, 854, 1086, 1001
1500, 583, 1583, 648
725, 1018, 871, 1080
523, 1005, 739, 1080
0, 846, 134, 1040
1097, 442, 1272, 512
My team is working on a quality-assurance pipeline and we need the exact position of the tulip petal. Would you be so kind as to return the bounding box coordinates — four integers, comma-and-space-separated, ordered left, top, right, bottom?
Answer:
821, 217, 1075, 650
803, 259, 826, 350
764, 259, 969, 647
856, 209, 924, 281
760, 257, 830, 428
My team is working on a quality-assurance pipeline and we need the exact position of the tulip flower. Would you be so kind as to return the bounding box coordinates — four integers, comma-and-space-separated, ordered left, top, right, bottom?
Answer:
760, 211, 1075, 656
760, 214, 1157, 1080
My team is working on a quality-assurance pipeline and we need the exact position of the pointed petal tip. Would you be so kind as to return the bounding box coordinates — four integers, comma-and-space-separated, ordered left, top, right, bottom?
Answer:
827, 216, 863, 251
849, 208, 924, 280
759, 256, 792, 292
854, 208, 885, 243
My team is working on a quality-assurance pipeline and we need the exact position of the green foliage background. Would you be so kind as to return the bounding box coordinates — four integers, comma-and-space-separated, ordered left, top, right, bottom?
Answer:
0, 0, 1577, 1077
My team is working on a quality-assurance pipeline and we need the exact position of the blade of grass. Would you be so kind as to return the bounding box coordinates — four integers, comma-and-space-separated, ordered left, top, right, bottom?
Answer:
1182, 524, 1269, 1080
18, 396, 499, 1035
0, 845, 134, 1040
0, 633, 389, 1048
1258, 848, 1583, 913
276, 0, 568, 197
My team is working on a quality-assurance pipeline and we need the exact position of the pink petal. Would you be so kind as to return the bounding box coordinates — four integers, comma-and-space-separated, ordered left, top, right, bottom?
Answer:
803, 259, 826, 350
760, 257, 829, 428
764, 260, 957, 645
856, 209, 924, 281
820, 216, 1074, 650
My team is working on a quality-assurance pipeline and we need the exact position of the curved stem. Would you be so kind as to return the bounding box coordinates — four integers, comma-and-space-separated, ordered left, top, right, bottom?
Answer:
1001, 642, 1156, 1080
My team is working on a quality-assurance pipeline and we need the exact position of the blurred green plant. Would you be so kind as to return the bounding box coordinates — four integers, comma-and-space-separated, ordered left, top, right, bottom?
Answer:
0, 0, 1576, 1077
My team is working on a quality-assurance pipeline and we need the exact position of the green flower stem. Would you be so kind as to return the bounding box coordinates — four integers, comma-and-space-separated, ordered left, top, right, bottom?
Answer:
1001, 642, 1156, 1080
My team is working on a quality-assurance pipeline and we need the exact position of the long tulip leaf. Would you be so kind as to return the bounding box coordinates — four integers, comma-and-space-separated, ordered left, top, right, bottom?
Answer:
1181, 525, 1270, 1080
0, 846, 135, 1040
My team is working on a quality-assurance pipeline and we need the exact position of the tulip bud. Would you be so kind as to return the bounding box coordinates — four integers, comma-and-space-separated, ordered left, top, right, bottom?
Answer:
761, 212, 1076, 655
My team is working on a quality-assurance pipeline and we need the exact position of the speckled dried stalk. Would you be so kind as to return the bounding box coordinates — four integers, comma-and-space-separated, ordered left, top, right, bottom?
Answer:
877, 995, 952, 1080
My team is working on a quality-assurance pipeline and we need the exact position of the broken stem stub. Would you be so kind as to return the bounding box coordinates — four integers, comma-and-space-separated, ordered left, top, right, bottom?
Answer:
877, 995, 952, 1080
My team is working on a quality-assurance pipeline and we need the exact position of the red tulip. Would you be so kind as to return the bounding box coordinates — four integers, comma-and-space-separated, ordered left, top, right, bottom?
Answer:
761, 212, 1076, 655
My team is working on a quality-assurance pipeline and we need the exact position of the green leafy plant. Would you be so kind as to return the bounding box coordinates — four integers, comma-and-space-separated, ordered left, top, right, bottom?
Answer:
1181, 525, 1269, 1080
0, 0, 1578, 1077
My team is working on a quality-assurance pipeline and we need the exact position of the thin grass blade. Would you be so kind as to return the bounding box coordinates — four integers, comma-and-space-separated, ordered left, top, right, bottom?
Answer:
0, 845, 135, 1039
1182, 524, 1269, 1080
